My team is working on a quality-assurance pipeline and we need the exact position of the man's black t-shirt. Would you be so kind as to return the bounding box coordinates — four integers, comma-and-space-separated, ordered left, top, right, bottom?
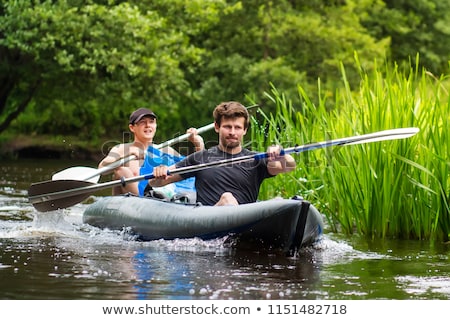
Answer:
176, 146, 273, 205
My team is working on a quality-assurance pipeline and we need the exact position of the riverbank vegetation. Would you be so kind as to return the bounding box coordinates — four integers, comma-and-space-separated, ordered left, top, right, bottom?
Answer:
251, 59, 449, 242
2, 0, 450, 144
1, 1, 449, 241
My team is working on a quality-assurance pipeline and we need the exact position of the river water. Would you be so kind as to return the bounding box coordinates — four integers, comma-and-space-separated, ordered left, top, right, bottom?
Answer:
1, 158, 449, 300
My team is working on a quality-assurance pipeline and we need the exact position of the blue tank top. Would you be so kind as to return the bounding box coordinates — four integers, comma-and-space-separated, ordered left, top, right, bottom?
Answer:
138, 145, 196, 196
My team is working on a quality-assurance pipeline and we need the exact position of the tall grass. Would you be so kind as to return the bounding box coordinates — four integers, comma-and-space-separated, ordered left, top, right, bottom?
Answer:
249, 59, 449, 242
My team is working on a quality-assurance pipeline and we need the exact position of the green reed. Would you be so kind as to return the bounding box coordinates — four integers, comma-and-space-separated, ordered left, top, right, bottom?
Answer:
250, 59, 449, 241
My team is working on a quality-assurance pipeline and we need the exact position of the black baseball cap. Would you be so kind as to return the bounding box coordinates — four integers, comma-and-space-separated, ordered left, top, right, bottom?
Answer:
129, 108, 157, 124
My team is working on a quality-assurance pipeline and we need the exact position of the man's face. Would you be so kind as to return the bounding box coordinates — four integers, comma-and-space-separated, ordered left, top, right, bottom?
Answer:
130, 116, 157, 142
216, 117, 247, 151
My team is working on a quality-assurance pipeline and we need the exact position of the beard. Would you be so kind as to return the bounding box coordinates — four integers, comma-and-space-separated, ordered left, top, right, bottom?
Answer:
220, 135, 241, 152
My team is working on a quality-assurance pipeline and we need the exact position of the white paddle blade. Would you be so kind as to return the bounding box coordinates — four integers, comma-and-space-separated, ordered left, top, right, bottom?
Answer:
52, 167, 100, 183
51, 155, 137, 182
343, 127, 420, 146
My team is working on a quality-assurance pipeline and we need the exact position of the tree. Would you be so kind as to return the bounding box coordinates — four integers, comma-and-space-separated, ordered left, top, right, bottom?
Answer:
3, 0, 447, 145
361, 0, 450, 75
0, 0, 211, 138
183, 0, 389, 113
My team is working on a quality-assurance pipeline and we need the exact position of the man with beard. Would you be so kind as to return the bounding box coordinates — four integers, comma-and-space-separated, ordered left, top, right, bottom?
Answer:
148, 101, 296, 206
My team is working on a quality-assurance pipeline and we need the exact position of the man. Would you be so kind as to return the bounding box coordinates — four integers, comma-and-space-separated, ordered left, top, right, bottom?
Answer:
149, 101, 296, 205
98, 107, 204, 195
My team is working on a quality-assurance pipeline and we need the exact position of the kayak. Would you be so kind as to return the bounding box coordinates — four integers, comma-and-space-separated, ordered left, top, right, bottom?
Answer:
82, 195, 324, 254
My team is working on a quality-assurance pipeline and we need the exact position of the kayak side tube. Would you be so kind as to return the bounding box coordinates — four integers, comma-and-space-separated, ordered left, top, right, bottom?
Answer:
83, 196, 324, 252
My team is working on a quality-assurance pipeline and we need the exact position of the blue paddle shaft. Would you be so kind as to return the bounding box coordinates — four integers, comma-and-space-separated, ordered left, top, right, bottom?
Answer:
29, 127, 419, 208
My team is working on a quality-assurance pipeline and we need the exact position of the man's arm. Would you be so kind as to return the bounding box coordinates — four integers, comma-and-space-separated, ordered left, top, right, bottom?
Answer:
148, 164, 183, 187
186, 127, 205, 152
98, 145, 124, 169
98, 143, 144, 179
266, 145, 296, 176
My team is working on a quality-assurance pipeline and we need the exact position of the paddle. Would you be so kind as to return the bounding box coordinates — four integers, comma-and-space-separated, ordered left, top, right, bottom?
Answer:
28, 127, 419, 212
51, 123, 216, 183
153, 123, 215, 149
51, 155, 137, 183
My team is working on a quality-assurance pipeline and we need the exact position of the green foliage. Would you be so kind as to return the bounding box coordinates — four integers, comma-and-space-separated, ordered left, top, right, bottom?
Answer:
250, 58, 449, 242
0, 0, 213, 138
0, 0, 448, 240
362, 0, 450, 75
185, 0, 389, 115
1, 0, 449, 155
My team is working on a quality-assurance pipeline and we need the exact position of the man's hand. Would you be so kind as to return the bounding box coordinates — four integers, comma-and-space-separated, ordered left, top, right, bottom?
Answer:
149, 165, 170, 187
266, 145, 296, 175
187, 127, 205, 151
152, 165, 170, 179
266, 145, 284, 161
128, 146, 145, 160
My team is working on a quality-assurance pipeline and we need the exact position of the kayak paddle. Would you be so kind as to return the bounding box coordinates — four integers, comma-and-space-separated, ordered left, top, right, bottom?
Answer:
29, 127, 419, 212
51, 122, 215, 183
51, 155, 137, 183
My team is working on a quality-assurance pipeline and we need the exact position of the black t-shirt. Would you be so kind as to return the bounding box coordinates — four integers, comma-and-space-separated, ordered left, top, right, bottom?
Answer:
176, 146, 273, 205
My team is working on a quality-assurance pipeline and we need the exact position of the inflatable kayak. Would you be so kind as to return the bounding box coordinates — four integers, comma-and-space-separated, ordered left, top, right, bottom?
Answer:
82, 195, 324, 254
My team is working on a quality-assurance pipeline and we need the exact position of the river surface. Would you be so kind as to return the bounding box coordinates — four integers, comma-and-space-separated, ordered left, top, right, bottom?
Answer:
1, 158, 449, 300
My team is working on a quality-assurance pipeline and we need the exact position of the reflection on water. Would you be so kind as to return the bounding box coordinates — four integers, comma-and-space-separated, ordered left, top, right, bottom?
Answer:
0, 208, 322, 300
0, 159, 449, 299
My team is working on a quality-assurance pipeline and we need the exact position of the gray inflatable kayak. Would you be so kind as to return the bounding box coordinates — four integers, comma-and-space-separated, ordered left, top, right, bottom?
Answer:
83, 195, 324, 254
